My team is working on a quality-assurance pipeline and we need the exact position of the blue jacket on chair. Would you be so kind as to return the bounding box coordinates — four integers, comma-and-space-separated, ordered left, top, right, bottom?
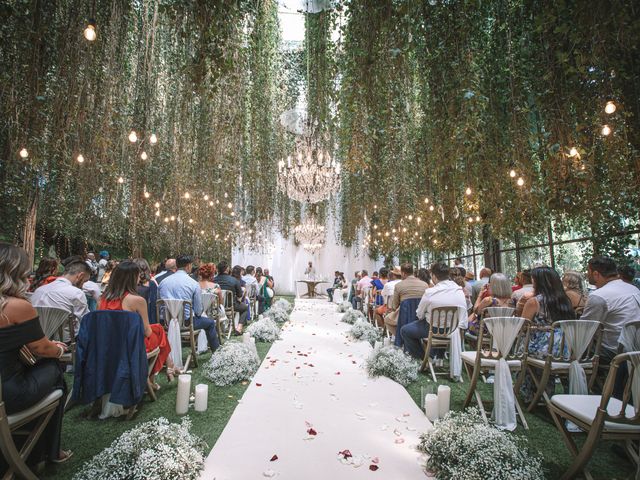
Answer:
395, 297, 421, 348
72, 310, 148, 407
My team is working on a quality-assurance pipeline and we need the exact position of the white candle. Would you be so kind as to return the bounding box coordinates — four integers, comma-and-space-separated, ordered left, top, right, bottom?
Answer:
249, 336, 258, 356
242, 332, 251, 343
176, 374, 191, 415
425, 394, 439, 422
374, 341, 382, 350
383, 338, 391, 346
194, 384, 208, 412
437, 385, 451, 418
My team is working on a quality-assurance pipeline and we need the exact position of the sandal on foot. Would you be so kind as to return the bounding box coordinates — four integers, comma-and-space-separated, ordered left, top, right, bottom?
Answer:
51, 450, 73, 464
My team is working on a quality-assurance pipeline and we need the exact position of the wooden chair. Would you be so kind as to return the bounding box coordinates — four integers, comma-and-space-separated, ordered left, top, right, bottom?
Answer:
0, 377, 63, 480
156, 299, 199, 370
462, 316, 529, 430
201, 292, 221, 346
420, 306, 460, 382
146, 347, 160, 402
520, 320, 602, 412
548, 351, 640, 480
35, 306, 76, 369
247, 284, 258, 321
220, 290, 236, 340
464, 306, 514, 350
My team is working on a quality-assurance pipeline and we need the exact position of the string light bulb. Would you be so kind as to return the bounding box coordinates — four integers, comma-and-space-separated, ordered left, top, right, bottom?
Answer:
149, 133, 158, 144
475, 215, 481, 222
227, 202, 232, 209
170, 215, 175, 221
509, 169, 516, 178
83, 22, 96, 41
144, 191, 150, 199
155, 211, 160, 217
429, 205, 434, 211
117, 176, 124, 184
601, 125, 611, 136
76, 154, 85, 163
140, 151, 148, 160
184, 192, 190, 199
164, 217, 169, 222
517, 177, 525, 187
19, 148, 28, 158
209, 201, 214, 206
424, 197, 429, 204
154, 202, 160, 208
128, 130, 138, 143
604, 101, 616, 114
189, 219, 193, 224
569, 147, 579, 157
465, 187, 472, 196
203, 194, 209, 201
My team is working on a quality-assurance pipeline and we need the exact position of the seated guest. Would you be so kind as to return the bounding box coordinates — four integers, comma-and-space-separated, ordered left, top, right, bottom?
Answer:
371, 268, 388, 307
471, 267, 492, 305
519, 266, 575, 403
375, 267, 401, 328
133, 258, 152, 304
100, 260, 117, 286
215, 261, 248, 334
0, 243, 72, 464
199, 263, 222, 302
153, 258, 176, 284
417, 268, 432, 286
512, 269, 534, 303
29, 256, 59, 292
31, 260, 91, 334
561, 270, 588, 317
327, 270, 342, 302
242, 265, 258, 290
159, 255, 219, 351
232, 265, 246, 290
386, 264, 428, 338
264, 268, 274, 287
100, 260, 179, 388
468, 273, 514, 335
348, 271, 361, 304
581, 256, 640, 364
401, 262, 467, 360
97, 251, 109, 283
256, 266, 274, 313
352, 270, 371, 310
85, 252, 99, 282
619, 264, 640, 290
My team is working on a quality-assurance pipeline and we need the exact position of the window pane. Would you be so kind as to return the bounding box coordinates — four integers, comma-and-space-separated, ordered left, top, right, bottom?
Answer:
554, 240, 592, 274
520, 246, 552, 270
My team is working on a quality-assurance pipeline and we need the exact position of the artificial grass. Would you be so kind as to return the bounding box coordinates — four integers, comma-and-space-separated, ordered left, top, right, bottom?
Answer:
42, 340, 273, 480
405, 372, 632, 480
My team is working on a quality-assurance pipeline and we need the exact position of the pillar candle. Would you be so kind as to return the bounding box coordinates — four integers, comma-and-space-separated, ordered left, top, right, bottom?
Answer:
374, 341, 382, 350
383, 338, 391, 347
242, 332, 251, 343
424, 393, 439, 422
176, 374, 191, 415
194, 384, 208, 412
249, 336, 258, 356
437, 385, 451, 418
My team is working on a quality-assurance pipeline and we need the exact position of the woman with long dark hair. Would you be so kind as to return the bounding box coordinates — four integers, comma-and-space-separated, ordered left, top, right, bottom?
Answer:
519, 266, 575, 403
99, 260, 179, 389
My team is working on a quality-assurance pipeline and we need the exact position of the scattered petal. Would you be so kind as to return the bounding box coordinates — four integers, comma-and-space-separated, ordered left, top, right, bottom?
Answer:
338, 449, 352, 459
335, 372, 341, 375
369, 465, 379, 471
270, 455, 278, 462
307, 428, 317, 435
256, 383, 262, 387
394, 438, 405, 444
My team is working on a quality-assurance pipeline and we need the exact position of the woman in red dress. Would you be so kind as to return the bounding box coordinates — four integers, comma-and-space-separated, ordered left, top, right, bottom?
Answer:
99, 260, 179, 389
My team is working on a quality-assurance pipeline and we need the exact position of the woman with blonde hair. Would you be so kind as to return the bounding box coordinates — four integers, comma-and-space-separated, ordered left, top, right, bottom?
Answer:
562, 270, 588, 317
0, 243, 72, 465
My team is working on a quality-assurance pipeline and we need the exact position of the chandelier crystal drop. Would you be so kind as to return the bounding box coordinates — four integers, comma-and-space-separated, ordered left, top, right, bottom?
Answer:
294, 218, 326, 254
278, 137, 341, 204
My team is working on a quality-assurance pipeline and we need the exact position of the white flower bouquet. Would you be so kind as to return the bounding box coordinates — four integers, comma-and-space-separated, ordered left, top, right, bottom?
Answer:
341, 308, 365, 324
365, 345, 419, 386
73, 417, 207, 480
418, 408, 544, 480
264, 302, 291, 324
349, 319, 381, 344
246, 317, 280, 342
273, 298, 293, 313
204, 341, 260, 386
337, 301, 352, 313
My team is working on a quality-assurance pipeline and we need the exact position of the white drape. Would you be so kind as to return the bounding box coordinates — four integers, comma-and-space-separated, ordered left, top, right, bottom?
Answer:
485, 316, 525, 431
619, 323, 640, 413
164, 299, 185, 369
448, 307, 466, 379
333, 288, 345, 303
557, 320, 599, 395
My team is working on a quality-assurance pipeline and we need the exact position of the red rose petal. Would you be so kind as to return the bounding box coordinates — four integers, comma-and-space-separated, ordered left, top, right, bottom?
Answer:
308, 364, 314, 367
335, 372, 341, 375
307, 428, 317, 435
369, 465, 379, 471
338, 449, 352, 458
270, 454, 278, 461
351, 360, 356, 364
256, 383, 262, 387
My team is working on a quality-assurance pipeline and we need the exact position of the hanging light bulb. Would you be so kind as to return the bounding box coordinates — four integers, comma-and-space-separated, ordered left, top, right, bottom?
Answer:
128, 130, 138, 143
155, 211, 160, 217
465, 187, 472, 196
203, 194, 209, 201
209, 201, 214, 206
475, 215, 481, 222
144, 191, 150, 199
517, 177, 525, 187
184, 192, 190, 199
149, 133, 158, 144
83, 21, 97, 41
227, 202, 232, 209
170, 215, 175, 221
117, 176, 124, 184
509, 169, 516, 178
189, 218, 193, 224
164, 217, 169, 222
468, 217, 474, 223
569, 147, 579, 157
19, 148, 28, 158
235, 220, 240, 227
154, 202, 160, 208
429, 205, 434, 211
424, 197, 429, 204
604, 101, 616, 114
601, 125, 611, 136
200, 230, 205, 235
140, 151, 148, 160
76, 154, 85, 163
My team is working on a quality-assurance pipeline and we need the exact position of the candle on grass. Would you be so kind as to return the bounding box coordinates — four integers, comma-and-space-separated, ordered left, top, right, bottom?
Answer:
437, 385, 451, 418
194, 384, 208, 412
176, 374, 191, 415
425, 393, 439, 422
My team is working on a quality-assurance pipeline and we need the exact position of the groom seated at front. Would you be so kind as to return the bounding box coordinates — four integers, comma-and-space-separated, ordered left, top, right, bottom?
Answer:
158, 254, 219, 352
400, 262, 467, 360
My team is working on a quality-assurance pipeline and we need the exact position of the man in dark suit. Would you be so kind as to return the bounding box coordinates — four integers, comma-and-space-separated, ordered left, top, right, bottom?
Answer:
215, 260, 248, 334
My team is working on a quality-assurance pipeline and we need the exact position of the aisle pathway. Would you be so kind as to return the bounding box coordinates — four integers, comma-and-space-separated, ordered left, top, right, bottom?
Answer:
200, 299, 432, 479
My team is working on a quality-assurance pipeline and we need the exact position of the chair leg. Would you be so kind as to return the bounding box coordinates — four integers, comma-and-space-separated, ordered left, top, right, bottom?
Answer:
428, 359, 437, 382
147, 379, 157, 402
463, 362, 479, 409
190, 332, 198, 368
559, 423, 603, 480
514, 394, 529, 430
526, 364, 550, 412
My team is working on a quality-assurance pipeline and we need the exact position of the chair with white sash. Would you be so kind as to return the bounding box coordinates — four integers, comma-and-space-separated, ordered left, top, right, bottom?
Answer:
548, 351, 640, 480
462, 316, 529, 430
35, 306, 76, 369
420, 306, 462, 382
519, 319, 602, 412
201, 292, 220, 349
220, 290, 236, 340
156, 299, 199, 370
0, 376, 63, 480
247, 284, 258, 321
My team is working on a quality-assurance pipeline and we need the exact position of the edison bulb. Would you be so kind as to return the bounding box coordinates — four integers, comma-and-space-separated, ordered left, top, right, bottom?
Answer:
227, 202, 232, 209
601, 125, 611, 136
517, 177, 525, 186
140, 151, 148, 160
569, 147, 578, 157
149, 133, 158, 144
429, 205, 434, 211
200, 230, 204, 235
509, 169, 516, 178
465, 187, 472, 195
144, 191, 150, 199
128, 130, 138, 143
189, 219, 193, 224
19, 148, 28, 158
77, 154, 85, 163
475, 215, 481, 222
83, 24, 96, 41
424, 197, 429, 204
605, 101, 616, 114
468, 217, 474, 223
154, 202, 160, 208
184, 192, 190, 199
117, 176, 124, 184
203, 194, 209, 201
164, 217, 169, 222
155, 211, 160, 217
235, 221, 240, 227
209, 201, 214, 206
170, 215, 175, 221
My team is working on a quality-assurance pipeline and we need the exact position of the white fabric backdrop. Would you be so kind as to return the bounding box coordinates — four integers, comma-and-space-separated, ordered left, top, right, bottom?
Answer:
232, 219, 378, 296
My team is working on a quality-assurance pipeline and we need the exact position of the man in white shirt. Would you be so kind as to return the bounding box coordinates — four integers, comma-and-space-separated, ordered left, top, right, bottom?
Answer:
32, 260, 92, 334
401, 262, 467, 360
352, 269, 371, 310
374, 266, 401, 327
512, 269, 534, 303
242, 265, 258, 287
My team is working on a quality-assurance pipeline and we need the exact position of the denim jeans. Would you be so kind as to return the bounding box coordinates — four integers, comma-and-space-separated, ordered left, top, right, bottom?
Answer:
194, 315, 220, 352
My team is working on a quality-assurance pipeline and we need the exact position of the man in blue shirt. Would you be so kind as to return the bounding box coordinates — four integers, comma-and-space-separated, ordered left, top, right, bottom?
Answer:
158, 255, 219, 351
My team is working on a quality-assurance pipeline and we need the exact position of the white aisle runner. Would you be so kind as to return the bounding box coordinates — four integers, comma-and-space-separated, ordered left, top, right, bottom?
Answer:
200, 299, 432, 479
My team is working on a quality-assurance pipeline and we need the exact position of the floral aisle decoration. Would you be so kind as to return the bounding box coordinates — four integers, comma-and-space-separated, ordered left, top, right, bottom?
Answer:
365, 345, 419, 387
246, 317, 281, 343
337, 301, 352, 313
341, 308, 365, 324
73, 417, 207, 480
204, 342, 260, 387
417, 408, 544, 480
273, 298, 293, 314
264, 303, 291, 324
349, 319, 381, 345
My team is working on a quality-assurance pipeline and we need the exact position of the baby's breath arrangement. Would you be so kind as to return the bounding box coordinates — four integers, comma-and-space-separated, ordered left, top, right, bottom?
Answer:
341, 308, 365, 324
264, 302, 291, 324
418, 408, 544, 480
73, 417, 207, 480
246, 317, 280, 342
337, 301, 352, 313
349, 319, 381, 344
273, 298, 293, 313
204, 341, 260, 386
365, 345, 419, 386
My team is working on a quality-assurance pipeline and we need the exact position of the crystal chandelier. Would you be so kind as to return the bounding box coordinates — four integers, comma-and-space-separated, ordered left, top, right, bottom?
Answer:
278, 137, 341, 204
294, 218, 326, 254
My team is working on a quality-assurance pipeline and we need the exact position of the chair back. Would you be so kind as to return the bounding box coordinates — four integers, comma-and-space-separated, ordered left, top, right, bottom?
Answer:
429, 306, 460, 339
619, 320, 640, 353
247, 284, 257, 301
477, 316, 528, 361
35, 306, 72, 341
156, 299, 193, 328
485, 306, 515, 318
147, 347, 160, 373
201, 292, 219, 319
551, 320, 602, 363
600, 351, 640, 425
394, 297, 421, 348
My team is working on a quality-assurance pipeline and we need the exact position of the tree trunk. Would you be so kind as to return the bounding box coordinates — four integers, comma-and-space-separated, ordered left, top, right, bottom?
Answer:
22, 189, 39, 267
